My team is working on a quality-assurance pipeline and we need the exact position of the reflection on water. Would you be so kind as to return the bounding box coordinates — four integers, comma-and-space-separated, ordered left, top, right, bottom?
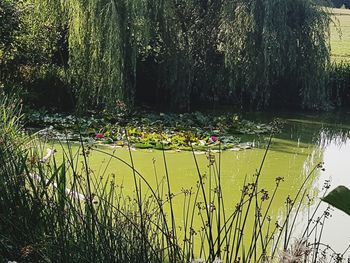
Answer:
240, 112, 350, 257
308, 128, 350, 255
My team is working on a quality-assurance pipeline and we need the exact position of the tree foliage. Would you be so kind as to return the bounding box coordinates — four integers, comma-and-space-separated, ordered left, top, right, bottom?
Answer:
2, 0, 334, 111
0, 0, 67, 109
222, 0, 331, 109
326, 0, 350, 8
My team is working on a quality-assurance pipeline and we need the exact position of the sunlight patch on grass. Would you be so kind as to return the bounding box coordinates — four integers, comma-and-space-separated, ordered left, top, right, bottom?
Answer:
330, 8, 350, 63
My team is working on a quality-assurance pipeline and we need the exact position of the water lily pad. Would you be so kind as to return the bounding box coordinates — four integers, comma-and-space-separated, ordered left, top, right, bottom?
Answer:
25, 111, 277, 152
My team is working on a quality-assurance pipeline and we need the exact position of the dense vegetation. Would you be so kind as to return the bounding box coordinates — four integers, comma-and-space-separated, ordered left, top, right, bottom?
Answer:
2, 2, 350, 261
3, 0, 349, 112
1, 93, 345, 263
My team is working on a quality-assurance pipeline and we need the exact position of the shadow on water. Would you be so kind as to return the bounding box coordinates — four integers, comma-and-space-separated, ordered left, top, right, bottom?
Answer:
269, 138, 310, 156
244, 111, 350, 148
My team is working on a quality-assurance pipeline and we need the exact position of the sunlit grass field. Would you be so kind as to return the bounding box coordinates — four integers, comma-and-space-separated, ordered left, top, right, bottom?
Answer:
330, 8, 350, 63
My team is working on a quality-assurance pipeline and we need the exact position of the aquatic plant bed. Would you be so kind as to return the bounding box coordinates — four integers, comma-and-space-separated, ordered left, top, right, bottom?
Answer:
24, 111, 279, 151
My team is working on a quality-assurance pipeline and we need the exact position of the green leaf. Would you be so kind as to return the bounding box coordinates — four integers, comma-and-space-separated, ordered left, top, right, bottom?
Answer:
322, 185, 350, 216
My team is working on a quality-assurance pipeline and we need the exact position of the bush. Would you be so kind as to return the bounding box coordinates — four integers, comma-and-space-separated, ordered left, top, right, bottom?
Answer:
0, 0, 69, 111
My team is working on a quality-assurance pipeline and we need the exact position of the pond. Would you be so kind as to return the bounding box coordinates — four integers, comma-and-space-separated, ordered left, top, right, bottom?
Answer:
40, 111, 350, 258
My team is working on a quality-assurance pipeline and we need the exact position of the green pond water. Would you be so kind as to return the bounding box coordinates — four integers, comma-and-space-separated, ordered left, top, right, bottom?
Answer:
41, 112, 350, 256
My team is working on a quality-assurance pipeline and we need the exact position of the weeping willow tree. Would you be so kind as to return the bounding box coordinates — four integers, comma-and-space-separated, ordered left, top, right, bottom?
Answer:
136, 0, 194, 110
66, 0, 148, 110
151, 0, 331, 110
36, 0, 148, 111
221, 0, 331, 109
35, 0, 331, 111
39, 0, 226, 111
137, 0, 227, 110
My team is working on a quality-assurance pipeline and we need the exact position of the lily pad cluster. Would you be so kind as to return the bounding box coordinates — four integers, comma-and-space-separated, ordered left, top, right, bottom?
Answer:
25, 111, 280, 151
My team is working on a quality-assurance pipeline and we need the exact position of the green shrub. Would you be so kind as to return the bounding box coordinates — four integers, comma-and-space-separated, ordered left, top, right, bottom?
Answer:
0, 0, 69, 111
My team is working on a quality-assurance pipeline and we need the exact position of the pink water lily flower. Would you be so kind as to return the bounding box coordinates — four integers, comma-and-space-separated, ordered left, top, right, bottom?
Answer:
209, 135, 218, 143
95, 133, 105, 139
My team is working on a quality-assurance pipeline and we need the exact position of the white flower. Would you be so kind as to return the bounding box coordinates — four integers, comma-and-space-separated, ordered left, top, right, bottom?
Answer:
278, 239, 311, 263
192, 258, 205, 263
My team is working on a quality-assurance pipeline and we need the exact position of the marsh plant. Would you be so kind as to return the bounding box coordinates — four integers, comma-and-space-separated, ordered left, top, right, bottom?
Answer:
0, 96, 348, 263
